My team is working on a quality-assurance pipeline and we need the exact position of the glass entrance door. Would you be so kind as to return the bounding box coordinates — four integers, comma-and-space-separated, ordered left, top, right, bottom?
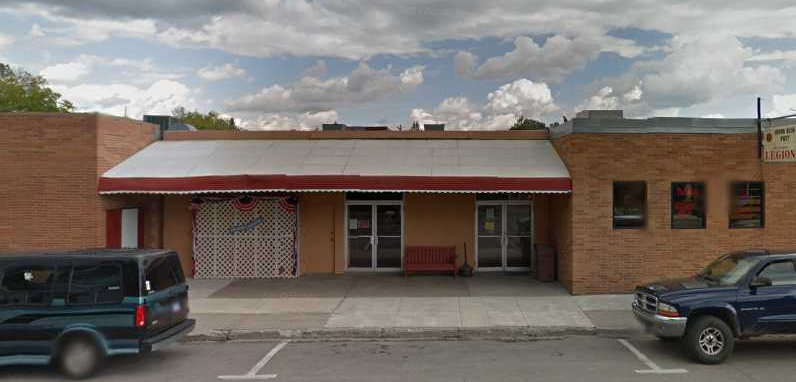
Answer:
476, 204, 503, 268
506, 204, 532, 269
476, 201, 532, 271
347, 203, 403, 270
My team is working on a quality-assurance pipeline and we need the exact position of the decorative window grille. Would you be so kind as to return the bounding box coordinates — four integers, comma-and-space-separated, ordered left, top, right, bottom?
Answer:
192, 196, 298, 278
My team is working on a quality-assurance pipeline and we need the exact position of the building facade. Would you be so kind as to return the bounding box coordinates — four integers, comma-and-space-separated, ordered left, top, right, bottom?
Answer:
1, 112, 794, 294
550, 115, 796, 294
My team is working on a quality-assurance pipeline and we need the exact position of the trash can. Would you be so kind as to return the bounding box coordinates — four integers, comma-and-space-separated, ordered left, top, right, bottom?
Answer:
534, 244, 556, 282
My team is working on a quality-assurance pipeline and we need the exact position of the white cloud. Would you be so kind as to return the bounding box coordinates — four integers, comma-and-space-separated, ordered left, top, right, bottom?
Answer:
766, 94, 796, 118
12, 7, 158, 46
580, 35, 785, 117
457, 35, 641, 82
701, 113, 725, 118
39, 62, 90, 82
453, 51, 476, 78
1, 1, 650, 60
400, 65, 424, 87
410, 96, 483, 130
749, 50, 796, 62
411, 78, 558, 130
8, 0, 796, 65
227, 63, 424, 113
54, 79, 195, 119
238, 110, 339, 131
484, 78, 558, 118
639, 36, 783, 108
0, 34, 14, 49
8, 1, 796, 119
37, 54, 182, 84
576, 85, 643, 113
29, 23, 45, 37
577, 87, 620, 111
196, 63, 246, 81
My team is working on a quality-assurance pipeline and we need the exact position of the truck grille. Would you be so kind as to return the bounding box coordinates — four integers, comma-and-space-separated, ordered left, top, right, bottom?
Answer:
635, 291, 658, 313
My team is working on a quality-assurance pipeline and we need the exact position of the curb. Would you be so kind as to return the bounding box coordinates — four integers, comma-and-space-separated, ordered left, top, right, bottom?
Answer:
184, 326, 607, 342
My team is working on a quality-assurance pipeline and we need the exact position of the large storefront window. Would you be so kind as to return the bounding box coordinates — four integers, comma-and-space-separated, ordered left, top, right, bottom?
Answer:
729, 182, 764, 229
671, 182, 706, 229
613, 182, 646, 229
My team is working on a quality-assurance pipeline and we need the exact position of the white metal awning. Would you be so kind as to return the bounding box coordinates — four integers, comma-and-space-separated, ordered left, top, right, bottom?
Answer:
99, 139, 571, 194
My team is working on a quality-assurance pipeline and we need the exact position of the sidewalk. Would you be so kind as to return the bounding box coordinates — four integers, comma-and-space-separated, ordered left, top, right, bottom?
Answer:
186, 275, 640, 341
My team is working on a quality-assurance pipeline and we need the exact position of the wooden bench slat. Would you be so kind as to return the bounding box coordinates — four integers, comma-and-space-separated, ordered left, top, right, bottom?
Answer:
404, 246, 457, 276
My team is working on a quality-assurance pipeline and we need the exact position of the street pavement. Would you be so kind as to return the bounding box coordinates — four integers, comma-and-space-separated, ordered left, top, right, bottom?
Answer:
4, 335, 796, 381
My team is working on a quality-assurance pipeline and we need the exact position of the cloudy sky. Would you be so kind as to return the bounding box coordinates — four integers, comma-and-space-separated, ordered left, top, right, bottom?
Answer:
3, 1, 796, 130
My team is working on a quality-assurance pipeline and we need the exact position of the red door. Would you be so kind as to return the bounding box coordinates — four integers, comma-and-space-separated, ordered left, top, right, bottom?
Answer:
106, 208, 145, 248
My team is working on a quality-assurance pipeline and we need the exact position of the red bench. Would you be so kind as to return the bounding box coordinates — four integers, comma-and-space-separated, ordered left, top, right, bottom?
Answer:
404, 246, 457, 277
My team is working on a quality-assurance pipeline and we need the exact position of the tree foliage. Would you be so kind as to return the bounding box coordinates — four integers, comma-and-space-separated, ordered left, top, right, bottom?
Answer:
172, 106, 237, 130
0, 63, 74, 112
509, 115, 546, 130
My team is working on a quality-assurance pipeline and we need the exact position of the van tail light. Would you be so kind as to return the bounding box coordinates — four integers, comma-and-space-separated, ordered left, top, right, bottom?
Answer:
135, 305, 147, 328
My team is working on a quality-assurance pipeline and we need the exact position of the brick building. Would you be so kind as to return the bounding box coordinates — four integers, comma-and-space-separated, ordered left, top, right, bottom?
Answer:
0, 113, 163, 251
1, 111, 794, 294
549, 112, 796, 294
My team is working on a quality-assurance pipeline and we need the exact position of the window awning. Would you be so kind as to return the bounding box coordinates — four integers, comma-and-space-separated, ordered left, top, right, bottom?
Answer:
98, 139, 571, 194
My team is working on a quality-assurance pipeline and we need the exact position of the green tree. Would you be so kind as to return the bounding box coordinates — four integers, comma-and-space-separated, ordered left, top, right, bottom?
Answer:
172, 106, 237, 130
0, 63, 74, 112
509, 115, 546, 130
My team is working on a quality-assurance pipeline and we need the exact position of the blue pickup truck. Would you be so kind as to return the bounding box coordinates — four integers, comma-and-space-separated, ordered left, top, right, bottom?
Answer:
633, 249, 796, 364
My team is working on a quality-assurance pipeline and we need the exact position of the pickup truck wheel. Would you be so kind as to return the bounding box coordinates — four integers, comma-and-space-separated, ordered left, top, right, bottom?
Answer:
56, 336, 104, 379
684, 316, 734, 364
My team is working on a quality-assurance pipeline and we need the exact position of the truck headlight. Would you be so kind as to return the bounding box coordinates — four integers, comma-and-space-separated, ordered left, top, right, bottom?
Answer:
657, 302, 679, 317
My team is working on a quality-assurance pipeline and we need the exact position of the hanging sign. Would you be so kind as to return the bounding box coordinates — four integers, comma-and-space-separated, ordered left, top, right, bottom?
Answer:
763, 124, 796, 162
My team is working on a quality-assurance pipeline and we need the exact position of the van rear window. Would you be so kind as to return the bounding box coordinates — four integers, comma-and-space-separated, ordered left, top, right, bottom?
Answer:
144, 255, 184, 294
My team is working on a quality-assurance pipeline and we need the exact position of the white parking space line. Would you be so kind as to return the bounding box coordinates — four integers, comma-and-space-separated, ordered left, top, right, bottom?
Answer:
218, 341, 289, 380
618, 339, 688, 374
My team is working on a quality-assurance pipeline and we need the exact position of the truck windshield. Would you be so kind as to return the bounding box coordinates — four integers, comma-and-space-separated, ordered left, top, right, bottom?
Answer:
698, 254, 760, 285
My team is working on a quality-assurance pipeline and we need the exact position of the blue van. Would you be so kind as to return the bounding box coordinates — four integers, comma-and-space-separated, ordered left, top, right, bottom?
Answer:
0, 249, 194, 378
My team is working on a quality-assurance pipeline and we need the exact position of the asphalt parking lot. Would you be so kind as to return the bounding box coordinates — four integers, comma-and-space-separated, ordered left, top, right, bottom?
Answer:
3, 335, 796, 382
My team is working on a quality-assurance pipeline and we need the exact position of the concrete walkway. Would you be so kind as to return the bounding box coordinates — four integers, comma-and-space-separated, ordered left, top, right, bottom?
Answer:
186, 275, 638, 340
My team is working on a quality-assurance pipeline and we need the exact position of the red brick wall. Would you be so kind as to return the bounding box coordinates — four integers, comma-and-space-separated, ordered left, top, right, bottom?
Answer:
553, 132, 796, 294
0, 113, 158, 252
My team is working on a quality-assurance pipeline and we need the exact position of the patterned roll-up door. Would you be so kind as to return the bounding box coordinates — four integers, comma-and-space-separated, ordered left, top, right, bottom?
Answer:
192, 196, 298, 278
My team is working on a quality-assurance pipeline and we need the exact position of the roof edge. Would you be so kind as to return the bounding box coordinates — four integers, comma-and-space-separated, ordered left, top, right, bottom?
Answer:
549, 116, 766, 138
164, 130, 549, 141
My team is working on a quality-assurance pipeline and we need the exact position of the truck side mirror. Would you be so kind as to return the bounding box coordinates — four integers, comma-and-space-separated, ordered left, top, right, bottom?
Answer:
751, 276, 772, 288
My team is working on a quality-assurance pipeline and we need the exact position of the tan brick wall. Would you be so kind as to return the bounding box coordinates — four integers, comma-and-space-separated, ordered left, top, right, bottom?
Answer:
553, 132, 796, 294
95, 114, 159, 248
548, 194, 573, 291
0, 113, 158, 252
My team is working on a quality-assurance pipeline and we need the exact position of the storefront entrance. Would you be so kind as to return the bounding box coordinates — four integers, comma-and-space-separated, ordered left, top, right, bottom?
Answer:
476, 200, 533, 271
346, 202, 404, 270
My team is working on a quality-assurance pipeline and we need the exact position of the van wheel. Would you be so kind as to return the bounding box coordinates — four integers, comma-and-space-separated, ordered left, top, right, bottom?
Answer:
56, 336, 104, 379
684, 316, 734, 364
